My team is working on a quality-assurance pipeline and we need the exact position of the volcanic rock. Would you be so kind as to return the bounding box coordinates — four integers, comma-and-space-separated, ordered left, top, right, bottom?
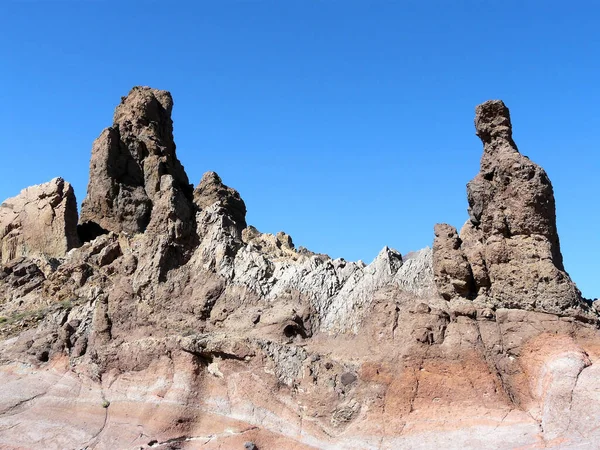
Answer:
433, 100, 584, 314
432, 223, 474, 300
1, 91, 599, 450
194, 171, 247, 229
0, 177, 79, 264
79, 86, 193, 237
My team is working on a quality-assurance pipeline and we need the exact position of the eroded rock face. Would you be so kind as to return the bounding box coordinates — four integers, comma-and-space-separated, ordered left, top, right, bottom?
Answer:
434, 100, 583, 314
79, 86, 193, 236
1, 91, 598, 450
0, 177, 79, 264
78, 87, 198, 288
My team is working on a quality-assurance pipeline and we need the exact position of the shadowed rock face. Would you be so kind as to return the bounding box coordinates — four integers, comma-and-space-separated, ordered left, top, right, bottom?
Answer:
433, 100, 582, 314
79, 86, 193, 236
1, 91, 599, 450
0, 178, 79, 263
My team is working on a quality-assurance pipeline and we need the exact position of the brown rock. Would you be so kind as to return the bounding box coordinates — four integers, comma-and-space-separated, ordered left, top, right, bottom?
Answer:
433, 100, 584, 314
79, 86, 193, 237
194, 171, 247, 229
433, 223, 474, 300
3, 90, 600, 450
0, 177, 79, 264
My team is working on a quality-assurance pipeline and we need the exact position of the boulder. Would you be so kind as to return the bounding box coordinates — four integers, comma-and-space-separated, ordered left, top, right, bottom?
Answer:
0, 177, 79, 264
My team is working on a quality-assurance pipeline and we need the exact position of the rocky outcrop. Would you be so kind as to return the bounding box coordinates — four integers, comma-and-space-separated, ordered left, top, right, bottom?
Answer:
1, 91, 598, 450
432, 224, 474, 300
78, 87, 199, 289
0, 178, 79, 264
433, 100, 584, 315
79, 86, 193, 237
194, 171, 247, 229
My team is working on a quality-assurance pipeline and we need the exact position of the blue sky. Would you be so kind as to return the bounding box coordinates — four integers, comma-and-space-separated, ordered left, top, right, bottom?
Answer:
1, 2, 598, 298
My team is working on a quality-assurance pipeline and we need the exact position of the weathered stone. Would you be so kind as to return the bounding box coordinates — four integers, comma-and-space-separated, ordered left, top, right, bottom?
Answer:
1, 91, 599, 450
433, 223, 474, 300
79, 86, 193, 236
0, 177, 79, 263
194, 171, 247, 229
340, 371, 357, 386
433, 100, 583, 314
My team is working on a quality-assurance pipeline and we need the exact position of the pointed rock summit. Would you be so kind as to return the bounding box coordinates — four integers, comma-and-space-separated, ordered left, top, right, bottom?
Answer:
194, 171, 247, 229
79, 86, 193, 237
433, 100, 582, 313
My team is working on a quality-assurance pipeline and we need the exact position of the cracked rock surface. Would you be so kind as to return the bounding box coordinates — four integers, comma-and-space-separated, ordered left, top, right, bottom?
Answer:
0, 177, 79, 264
0, 90, 599, 449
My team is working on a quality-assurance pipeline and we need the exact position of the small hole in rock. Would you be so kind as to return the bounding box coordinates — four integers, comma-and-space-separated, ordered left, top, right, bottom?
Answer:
283, 324, 299, 338
77, 221, 109, 243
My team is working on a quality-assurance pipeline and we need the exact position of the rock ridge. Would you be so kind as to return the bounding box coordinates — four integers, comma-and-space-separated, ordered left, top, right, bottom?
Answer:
0, 90, 598, 450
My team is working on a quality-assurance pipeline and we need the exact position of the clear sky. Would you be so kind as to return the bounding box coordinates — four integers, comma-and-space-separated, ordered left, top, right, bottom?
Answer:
1, 2, 598, 298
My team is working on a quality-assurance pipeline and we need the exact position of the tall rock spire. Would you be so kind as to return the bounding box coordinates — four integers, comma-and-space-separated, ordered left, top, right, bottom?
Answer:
79, 86, 193, 237
433, 100, 582, 314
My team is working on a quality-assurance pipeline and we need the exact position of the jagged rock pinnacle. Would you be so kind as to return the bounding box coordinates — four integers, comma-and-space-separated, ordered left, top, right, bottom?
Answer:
1, 90, 599, 450
79, 86, 192, 237
433, 100, 584, 314
194, 171, 247, 229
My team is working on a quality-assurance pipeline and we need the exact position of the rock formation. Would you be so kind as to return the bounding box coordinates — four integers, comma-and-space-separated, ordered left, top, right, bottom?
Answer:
79, 86, 193, 238
194, 171, 247, 229
0, 90, 598, 450
433, 100, 584, 315
0, 177, 79, 264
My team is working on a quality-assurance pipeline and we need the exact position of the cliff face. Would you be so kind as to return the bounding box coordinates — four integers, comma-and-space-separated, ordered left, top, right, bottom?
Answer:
0, 89, 598, 450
